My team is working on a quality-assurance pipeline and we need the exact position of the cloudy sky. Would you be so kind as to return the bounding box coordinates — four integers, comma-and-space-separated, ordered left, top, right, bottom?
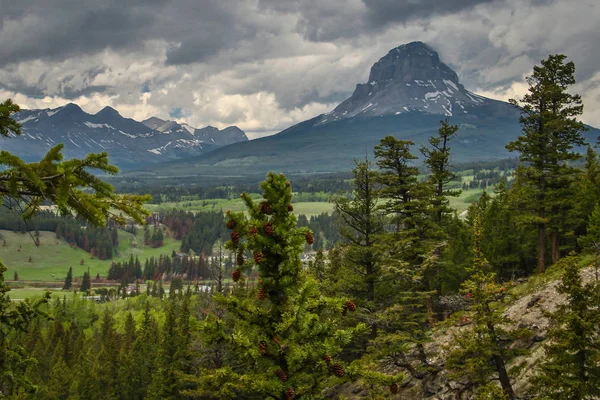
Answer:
0, 0, 598, 138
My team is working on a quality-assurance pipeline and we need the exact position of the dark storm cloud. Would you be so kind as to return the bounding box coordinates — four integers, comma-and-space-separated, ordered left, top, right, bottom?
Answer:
0, 0, 266, 67
362, 0, 498, 25
0, 0, 167, 66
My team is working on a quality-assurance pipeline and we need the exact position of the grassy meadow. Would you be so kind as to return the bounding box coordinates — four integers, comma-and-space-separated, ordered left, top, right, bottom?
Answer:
1, 229, 182, 282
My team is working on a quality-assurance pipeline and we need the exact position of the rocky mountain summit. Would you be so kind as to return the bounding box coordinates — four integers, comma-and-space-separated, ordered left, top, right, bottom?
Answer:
3, 104, 247, 169
323, 41, 494, 123
141, 117, 248, 146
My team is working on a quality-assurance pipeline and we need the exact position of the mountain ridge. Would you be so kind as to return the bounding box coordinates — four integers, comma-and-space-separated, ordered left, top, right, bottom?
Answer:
2, 103, 248, 169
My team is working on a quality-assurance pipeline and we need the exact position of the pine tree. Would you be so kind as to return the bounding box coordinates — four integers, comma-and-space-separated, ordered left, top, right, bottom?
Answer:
185, 173, 384, 399
529, 254, 600, 398
333, 159, 384, 305
446, 216, 528, 399
420, 119, 461, 225
506, 55, 587, 272
13, 271, 18, 281
80, 270, 91, 292
63, 267, 73, 290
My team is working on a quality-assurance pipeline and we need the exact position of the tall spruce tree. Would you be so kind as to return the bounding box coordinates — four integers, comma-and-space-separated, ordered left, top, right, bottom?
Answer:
420, 119, 461, 225
506, 54, 586, 272
80, 270, 91, 292
63, 267, 73, 290
529, 254, 600, 398
333, 158, 384, 305
185, 173, 393, 400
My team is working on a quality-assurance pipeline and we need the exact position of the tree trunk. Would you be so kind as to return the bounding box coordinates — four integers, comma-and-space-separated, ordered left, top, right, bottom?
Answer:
551, 230, 560, 264
537, 222, 546, 273
426, 297, 436, 327
493, 354, 516, 399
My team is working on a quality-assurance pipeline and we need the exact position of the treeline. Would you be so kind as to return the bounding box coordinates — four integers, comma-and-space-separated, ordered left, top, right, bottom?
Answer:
107, 252, 216, 282
111, 172, 353, 204
155, 210, 225, 255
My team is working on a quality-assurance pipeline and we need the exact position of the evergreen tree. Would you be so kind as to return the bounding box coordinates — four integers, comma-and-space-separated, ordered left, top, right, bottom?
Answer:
506, 54, 587, 272
13, 271, 18, 281
63, 267, 73, 290
332, 158, 384, 306
80, 270, 91, 292
446, 216, 528, 399
420, 119, 461, 225
186, 173, 388, 399
529, 254, 600, 398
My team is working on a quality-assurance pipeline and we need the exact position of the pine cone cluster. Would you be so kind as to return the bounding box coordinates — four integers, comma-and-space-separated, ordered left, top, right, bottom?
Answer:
263, 222, 274, 236
257, 287, 266, 300
324, 354, 333, 365
390, 383, 399, 394
226, 220, 235, 230
249, 226, 258, 237
331, 364, 344, 377
259, 341, 267, 355
232, 269, 241, 282
286, 388, 295, 400
254, 250, 263, 264
236, 249, 244, 266
231, 231, 240, 246
287, 203, 294, 212
260, 202, 273, 215
346, 300, 357, 312
275, 369, 288, 382
305, 231, 314, 245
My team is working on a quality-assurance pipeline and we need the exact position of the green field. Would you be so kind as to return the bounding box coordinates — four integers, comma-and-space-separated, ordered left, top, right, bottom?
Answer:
1, 229, 182, 282
148, 198, 334, 217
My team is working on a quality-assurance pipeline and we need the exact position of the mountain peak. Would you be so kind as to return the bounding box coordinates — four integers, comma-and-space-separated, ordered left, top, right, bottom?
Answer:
324, 41, 488, 121
96, 106, 121, 118
368, 41, 459, 86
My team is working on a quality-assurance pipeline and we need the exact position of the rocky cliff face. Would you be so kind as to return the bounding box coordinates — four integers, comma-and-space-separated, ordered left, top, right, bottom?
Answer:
323, 41, 492, 122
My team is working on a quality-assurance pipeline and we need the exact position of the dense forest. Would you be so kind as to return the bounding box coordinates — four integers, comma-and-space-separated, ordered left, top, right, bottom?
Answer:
2, 56, 600, 399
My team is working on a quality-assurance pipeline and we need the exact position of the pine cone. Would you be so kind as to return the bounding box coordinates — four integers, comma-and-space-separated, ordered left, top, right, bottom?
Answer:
287, 203, 294, 212
260, 202, 273, 215
226, 220, 235, 230
390, 383, 399, 394
231, 231, 240, 246
232, 269, 241, 282
346, 300, 357, 312
324, 354, 333, 365
305, 231, 314, 245
236, 249, 244, 266
254, 250, 263, 264
249, 226, 258, 237
275, 369, 288, 382
331, 364, 344, 377
263, 222, 274, 236
258, 287, 266, 300
259, 341, 267, 355
286, 388, 295, 400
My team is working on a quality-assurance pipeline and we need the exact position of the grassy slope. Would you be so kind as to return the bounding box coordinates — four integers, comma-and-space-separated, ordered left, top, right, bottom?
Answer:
1, 229, 181, 282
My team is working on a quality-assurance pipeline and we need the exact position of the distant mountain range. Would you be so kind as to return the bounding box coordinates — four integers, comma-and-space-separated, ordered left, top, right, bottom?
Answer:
2, 104, 248, 169
4, 41, 597, 177
134, 41, 599, 178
